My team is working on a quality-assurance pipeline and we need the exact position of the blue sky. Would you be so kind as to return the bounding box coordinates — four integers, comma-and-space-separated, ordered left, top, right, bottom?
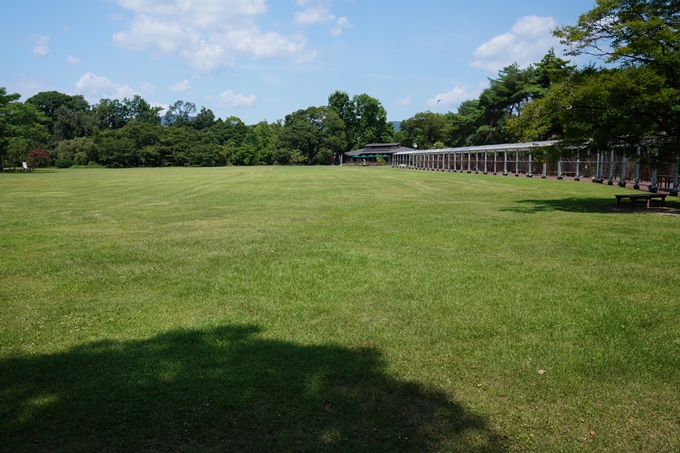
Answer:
1, 0, 598, 124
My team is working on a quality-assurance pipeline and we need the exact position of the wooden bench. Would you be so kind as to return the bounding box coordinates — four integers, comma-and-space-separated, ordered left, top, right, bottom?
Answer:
615, 193, 667, 208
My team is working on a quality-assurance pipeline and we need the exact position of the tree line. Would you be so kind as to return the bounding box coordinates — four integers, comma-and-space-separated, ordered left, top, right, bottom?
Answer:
2, 0, 677, 170
0, 88, 394, 170
396, 0, 680, 170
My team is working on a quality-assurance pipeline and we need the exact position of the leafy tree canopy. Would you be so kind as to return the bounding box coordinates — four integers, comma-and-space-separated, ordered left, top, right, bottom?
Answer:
509, 0, 680, 161
277, 106, 345, 164
328, 91, 393, 151
0, 87, 49, 170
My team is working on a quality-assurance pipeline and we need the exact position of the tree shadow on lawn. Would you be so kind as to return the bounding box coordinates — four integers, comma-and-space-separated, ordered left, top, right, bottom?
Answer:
0, 325, 505, 452
503, 197, 680, 215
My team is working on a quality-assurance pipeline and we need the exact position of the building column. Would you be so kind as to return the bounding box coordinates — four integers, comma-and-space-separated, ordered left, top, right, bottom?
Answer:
503, 151, 508, 176
493, 151, 497, 175
557, 159, 563, 180
542, 162, 547, 179
651, 148, 659, 192
634, 147, 641, 189
515, 150, 519, 177
575, 154, 581, 182
618, 155, 627, 187
467, 152, 471, 173
608, 150, 615, 185
483, 151, 488, 174
672, 154, 679, 196
527, 153, 533, 177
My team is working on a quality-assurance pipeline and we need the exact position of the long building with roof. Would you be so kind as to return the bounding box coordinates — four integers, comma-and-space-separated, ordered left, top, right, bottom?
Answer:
389, 140, 679, 194
344, 143, 414, 162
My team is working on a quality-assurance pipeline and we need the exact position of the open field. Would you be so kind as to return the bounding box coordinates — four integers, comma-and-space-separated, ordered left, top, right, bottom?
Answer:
1, 166, 679, 452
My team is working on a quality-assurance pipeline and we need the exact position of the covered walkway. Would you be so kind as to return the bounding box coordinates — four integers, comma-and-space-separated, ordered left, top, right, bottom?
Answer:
391, 141, 680, 195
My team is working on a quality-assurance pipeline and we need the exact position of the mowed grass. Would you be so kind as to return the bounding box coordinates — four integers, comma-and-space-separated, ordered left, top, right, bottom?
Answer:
1, 166, 679, 452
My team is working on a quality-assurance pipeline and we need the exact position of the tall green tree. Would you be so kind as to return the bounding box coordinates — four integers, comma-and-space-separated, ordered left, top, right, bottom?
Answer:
53, 104, 96, 142
165, 100, 196, 127
94, 96, 162, 130
277, 106, 345, 164
0, 88, 48, 170
440, 51, 571, 147
26, 91, 89, 136
399, 111, 447, 149
211, 116, 248, 148
125, 95, 162, 125
328, 91, 392, 151
548, 0, 680, 160
191, 107, 216, 131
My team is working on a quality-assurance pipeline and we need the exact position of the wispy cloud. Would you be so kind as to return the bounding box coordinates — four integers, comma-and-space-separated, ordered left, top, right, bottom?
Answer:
168, 79, 193, 93
394, 96, 412, 107
75, 72, 138, 101
113, 0, 316, 73
294, 0, 352, 36
471, 16, 559, 72
426, 86, 475, 108
217, 89, 257, 109
150, 101, 170, 116
66, 55, 81, 64
32, 35, 50, 56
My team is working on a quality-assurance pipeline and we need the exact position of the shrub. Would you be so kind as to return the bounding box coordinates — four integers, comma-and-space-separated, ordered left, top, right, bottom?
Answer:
55, 158, 73, 168
55, 137, 97, 164
26, 148, 51, 168
73, 152, 88, 166
273, 149, 291, 165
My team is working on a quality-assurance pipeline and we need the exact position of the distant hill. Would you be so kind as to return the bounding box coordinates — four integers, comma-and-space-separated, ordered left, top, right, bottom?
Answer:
391, 121, 401, 132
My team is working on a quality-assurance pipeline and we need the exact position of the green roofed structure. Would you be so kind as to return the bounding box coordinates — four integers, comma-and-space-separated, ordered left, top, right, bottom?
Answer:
344, 143, 414, 163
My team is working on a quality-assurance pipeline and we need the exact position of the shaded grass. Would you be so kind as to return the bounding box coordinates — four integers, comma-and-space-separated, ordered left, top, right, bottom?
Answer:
1, 166, 679, 451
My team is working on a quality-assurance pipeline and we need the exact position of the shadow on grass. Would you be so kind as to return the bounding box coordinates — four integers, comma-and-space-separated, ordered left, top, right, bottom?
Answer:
0, 325, 504, 452
503, 197, 680, 215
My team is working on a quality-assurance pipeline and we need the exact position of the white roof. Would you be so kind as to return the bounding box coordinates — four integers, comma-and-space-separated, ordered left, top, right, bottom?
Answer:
393, 140, 559, 155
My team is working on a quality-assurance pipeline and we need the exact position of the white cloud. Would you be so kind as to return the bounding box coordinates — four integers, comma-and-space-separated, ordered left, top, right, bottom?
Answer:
427, 86, 474, 108
330, 16, 352, 36
150, 101, 170, 116
117, 0, 268, 28
294, 0, 352, 36
32, 35, 50, 56
75, 72, 138, 101
139, 82, 156, 95
168, 79, 193, 92
113, 0, 316, 73
295, 7, 333, 25
66, 55, 82, 64
471, 16, 559, 72
261, 74, 283, 85
395, 96, 412, 107
0, 75, 51, 99
217, 89, 257, 109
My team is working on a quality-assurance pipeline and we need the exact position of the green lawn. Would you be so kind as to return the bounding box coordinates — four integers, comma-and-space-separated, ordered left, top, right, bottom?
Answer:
1, 166, 678, 452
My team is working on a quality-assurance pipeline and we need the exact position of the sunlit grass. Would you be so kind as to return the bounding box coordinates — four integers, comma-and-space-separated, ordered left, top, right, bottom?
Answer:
1, 166, 679, 451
